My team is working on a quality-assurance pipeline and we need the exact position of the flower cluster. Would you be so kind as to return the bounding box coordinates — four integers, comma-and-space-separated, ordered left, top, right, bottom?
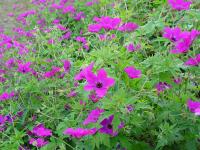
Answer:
163, 27, 200, 54
168, 0, 192, 11
28, 124, 52, 148
0, 91, 15, 101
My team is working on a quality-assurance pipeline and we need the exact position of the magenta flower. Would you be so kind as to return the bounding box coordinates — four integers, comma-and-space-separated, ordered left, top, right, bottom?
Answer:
0, 114, 7, 126
0, 77, 6, 83
88, 24, 102, 33
67, 90, 77, 98
74, 62, 94, 81
84, 69, 115, 98
88, 92, 101, 103
63, 5, 75, 14
83, 108, 104, 125
52, 19, 60, 25
126, 104, 134, 112
155, 82, 172, 94
0, 114, 7, 132
168, 0, 192, 11
17, 62, 32, 74
0, 91, 15, 101
118, 22, 138, 32
63, 128, 97, 138
31, 124, 52, 137
56, 24, 68, 31
124, 66, 141, 79
75, 36, 87, 44
85, 1, 94, 6
163, 27, 182, 42
62, 31, 72, 40
44, 66, 60, 78
74, 12, 85, 21
173, 78, 182, 84
85, 0, 99, 6
48, 38, 55, 44
51, 3, 63, 10
170, 30, 199, 54
62, 60, 71, 72
163, 27, 200, 54
125, 43, 141, 52
118, 122, 125, 129
99, 115, 117, 136
88, 16, 121, 32
187, 99, 200, 116
29, 138, 48, 148
184, 54, 200, 66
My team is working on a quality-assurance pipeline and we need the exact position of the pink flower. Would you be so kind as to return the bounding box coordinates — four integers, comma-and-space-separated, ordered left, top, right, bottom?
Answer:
88, 92, 101, 103
85, 1, 94, 6
48, 38, 55, 44
163, 27, 200, 53
168, 0, 192, 11
63, 128, 97, 138
155, 82, 172, 94
163, 27, 182, 42
99, 115, 118, 136
124, 66, 141, 79
126, 104, 134, 112
84, 69, 115, 98
63, 5, 75, 14
118, 22, 138, 32
29, 138, 48, 147
0, 77, 6, 83
44, 66, 60, 78
85, 0, 99, 6
67, 90, 77, 98
83, 108, 104, 125
17, 62, 32, 74
74, 62, 94, 81
88, 16, 121, 32
62, 60, 71, 72
31, 124, 52, 137
125, 43, 141, 52
173, 78, 182, 84
56, 24, 68, 31
52, 19, 60, 25
184, 54, 200, 66
187, 99, 200, 116
0, 114, 7, 126
98, 34, 107, 41
59, 0, 68, 5
0, 91, 15, 101
170, 29, 200, 54
74, 12, 85, 21
62, 31, 72, 40
88, 24, 102, 33
7, 12, 14, 17
98, 16, 121, 30
51, 3, 63, 10
5, 58, 15, 68
75, 36, 87, 44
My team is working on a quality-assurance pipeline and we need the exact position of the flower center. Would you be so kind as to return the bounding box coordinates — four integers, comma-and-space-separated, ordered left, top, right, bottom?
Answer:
171, 36, 176, 42
96, 82, 103, 88
22, 68, 26, 73
107, 124, 113, 129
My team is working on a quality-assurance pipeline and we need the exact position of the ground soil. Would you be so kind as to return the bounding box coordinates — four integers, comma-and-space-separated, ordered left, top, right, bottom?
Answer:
0, 0, 30, 32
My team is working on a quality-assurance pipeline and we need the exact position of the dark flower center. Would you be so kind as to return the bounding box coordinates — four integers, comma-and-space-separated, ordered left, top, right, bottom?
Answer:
107, 124, 113, 129
22, 68, 26, 73
96, 82, 103, 88
171, 36, 176, 42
